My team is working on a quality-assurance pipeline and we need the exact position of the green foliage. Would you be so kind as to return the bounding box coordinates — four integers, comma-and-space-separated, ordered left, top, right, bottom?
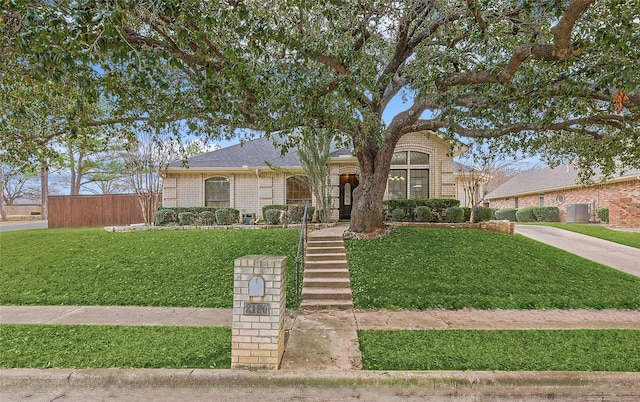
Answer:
358, 329, 640, 371
533, 206, 561, 222
263, 205, 288, 220
382, 199, 460, 222
472, 206, 493, 222
495, 208, 518, 221
265, 209, 285, 225
414, 206, 432, 222
0, 228, 300, 309
286, 204, 314, 223
178, 212, 195, 226
597, 208, 610, 223
215, 208, 239, 225
462, 207, 472, 222
164, 207, 218, 214
0, 325, 231, 369
444, 206, 465, 223
345, 227, 640, 310
155, 209, 178, 226
199, 211, 216, 225
516, 207, 538, 222
391, 208, 406, 222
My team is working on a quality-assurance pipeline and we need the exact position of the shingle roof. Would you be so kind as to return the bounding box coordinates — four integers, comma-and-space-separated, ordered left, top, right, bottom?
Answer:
486, 164, 640, 199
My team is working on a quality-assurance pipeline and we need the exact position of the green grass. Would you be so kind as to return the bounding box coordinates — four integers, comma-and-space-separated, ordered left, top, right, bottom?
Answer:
524, 222, 640, 249
0, 324, 231, 368
0, 228, 300, 308
358, 329, 640, 371
346, 227, 640, 309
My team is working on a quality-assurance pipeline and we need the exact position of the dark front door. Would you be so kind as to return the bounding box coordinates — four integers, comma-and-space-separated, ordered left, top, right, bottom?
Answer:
339, 174, 359, 220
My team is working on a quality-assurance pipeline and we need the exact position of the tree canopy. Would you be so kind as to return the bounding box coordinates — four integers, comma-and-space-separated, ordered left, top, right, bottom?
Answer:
2, 0, 638, 232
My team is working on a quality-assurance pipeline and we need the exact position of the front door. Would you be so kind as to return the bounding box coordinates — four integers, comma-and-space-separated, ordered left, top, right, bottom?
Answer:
339, 174, 359, 220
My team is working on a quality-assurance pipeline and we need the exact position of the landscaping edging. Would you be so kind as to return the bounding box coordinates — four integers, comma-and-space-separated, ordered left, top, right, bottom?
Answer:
387, 220, 515, 235
105, 222, 337, 233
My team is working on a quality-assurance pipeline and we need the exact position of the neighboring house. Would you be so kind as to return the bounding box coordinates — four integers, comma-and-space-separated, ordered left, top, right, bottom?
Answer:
486, 165, 640, 227
162, 131, 481, 221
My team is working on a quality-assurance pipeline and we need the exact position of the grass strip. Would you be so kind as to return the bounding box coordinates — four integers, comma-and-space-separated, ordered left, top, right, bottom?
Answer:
358, 329, 640, 372
524, 223, 640, 249
0, 228, 299, 308
346, 227, 640, 310
0, 324, 231, 369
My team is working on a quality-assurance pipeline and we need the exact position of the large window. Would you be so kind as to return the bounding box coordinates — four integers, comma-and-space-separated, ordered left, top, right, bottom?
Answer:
205, 177, 230, 207
388, 151, 430, 199
286, 177, 312, 204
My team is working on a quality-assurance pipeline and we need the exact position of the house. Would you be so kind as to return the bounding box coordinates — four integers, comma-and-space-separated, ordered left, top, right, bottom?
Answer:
486, 165, 640, 227
162, 131, 482, 221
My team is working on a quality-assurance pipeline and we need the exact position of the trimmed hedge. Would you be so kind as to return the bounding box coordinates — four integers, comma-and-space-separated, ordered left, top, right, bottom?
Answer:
444, 206, 465, 223
382, 199, 460, 222
516, 206, 537, 222
494, 208, 518, 221
215, 208, 239, 225
178, 212, 195, 226
262, 204, 314, 224
265, 209, 285, 225
462, 207, 471, 222
472, 206, 493, 222
533, 206, 560, 222
415, 206, 432, 222
391, 208, 407, 222
155, 209, 178, 225
199, 211, 216, 225
597, 208, 609, 223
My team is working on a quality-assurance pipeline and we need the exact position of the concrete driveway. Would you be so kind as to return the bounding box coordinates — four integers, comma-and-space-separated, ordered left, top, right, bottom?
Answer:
515, 225, 640, 277
0, 220, 48, 232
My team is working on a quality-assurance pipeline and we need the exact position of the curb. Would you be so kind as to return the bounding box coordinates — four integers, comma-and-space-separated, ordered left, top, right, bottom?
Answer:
2, 369, 639, 392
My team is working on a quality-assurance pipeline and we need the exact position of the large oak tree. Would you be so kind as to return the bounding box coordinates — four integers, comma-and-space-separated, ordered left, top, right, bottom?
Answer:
3, 0, 639, 232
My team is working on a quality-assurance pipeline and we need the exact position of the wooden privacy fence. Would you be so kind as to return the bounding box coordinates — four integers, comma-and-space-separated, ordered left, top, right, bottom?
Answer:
48, 194, 150, 228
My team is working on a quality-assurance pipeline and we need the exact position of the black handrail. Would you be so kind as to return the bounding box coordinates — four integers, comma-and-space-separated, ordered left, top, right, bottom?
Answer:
295, 205, 308, 305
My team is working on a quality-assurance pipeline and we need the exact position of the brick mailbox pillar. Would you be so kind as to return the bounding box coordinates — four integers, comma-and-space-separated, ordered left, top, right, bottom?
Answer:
232, 255, 286, 370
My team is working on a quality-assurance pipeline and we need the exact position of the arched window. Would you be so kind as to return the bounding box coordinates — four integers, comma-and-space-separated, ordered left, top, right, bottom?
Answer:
205, 177, 230, 207
286, 177, 312, 204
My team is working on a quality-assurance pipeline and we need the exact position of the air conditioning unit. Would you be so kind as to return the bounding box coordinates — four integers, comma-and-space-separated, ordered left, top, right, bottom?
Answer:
566, 204, 589, 223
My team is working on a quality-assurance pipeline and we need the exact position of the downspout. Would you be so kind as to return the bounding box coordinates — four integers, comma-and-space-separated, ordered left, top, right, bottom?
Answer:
256, 168, 261, 222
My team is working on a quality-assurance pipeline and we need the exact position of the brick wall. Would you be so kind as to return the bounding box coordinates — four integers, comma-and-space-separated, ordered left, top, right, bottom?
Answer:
488, 179, 640, 224
610, 198, 640, 228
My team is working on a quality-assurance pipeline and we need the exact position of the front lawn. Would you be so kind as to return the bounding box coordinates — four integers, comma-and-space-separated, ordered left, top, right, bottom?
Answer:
346, 227, 640, 309
0, 228, 300, 308
0, 324, 230, 368
524, 222, 640, 249
358, 329, 640, 371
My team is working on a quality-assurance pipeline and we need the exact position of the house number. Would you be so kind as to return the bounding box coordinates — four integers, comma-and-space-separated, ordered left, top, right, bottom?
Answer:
244, 303, 269, 316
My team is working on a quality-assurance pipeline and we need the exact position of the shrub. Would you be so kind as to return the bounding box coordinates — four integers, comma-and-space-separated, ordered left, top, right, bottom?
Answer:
263, 205, 288, 221
391, 208, 406, 222
286, 204, 315, 223
494, 208, 518, 221
444, 206, 465, 223
215, 208, 239, 225
516, 206, 537, 222
414, 206, 432, 222
461, 207, 472, 222
199, 211, 216, 225
533, 206, 560, 222
265, 209, 285, 225
597, 208, 609, 223
472, 206, 493, 222
155, 209, 178, 226
491, 207, 499, 219
382, 199, 460, 222
169, 207, 218, 214
178, 212, 195, 226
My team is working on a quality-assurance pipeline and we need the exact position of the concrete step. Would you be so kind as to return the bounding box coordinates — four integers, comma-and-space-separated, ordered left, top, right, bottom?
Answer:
306, 246, 346, 253
303, 277, 351, 288
305, 253, 346, 262
306, 240, 344, 248
302, 287, 352, 300
300, 299, 354, 310
303, 268, 350, 278
304, 260, 349, 270
308, 235, 343, 242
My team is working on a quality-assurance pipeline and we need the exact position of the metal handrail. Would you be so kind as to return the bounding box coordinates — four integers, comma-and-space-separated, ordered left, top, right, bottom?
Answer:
294, 205, 308, 305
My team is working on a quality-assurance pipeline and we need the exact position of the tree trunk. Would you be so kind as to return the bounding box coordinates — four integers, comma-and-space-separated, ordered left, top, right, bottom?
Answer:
0, 164, 7, 222
40, 167, 49, 221
349, 134, 398, 233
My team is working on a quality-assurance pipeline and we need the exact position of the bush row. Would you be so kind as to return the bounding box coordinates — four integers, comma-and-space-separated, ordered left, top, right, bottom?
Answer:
383, 199, 461, 222
261, 204, 315, 225
155, 207, 240, 226
494, 206, 561, 222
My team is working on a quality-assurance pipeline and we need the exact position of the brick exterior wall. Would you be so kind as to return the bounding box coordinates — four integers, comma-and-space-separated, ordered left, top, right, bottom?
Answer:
488, 179, 640, 225
610, 197, 640, 228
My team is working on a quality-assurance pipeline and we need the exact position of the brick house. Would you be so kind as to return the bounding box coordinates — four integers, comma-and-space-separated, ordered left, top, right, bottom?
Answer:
162, 131, 482, 221
486, 165, 640, 227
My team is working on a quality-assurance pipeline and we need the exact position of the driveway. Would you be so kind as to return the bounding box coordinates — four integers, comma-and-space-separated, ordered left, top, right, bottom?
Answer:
515, 225, 640, 277
0, 220, 48, 232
